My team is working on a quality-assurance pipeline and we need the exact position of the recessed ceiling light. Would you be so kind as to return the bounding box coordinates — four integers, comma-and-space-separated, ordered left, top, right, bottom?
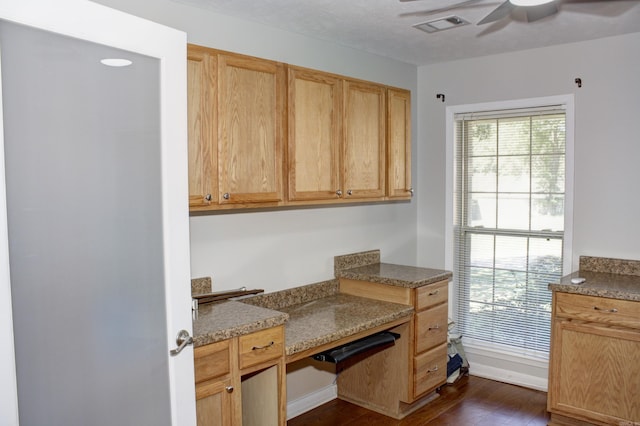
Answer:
414, 16, 470, 34
510, 0, 555, 6
100, 58, 133, 67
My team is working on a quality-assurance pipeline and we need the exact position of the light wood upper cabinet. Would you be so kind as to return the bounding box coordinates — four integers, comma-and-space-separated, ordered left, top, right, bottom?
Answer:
343, 80, 386, 199
287, 66, 342, 201
217, 53, 285, 205
387, 88, 412, 199
187, 46, 216, 209
187, 43, 412, 211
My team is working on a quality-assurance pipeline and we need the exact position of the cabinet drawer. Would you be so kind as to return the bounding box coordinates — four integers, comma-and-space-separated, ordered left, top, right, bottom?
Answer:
414, 343, 447, 397
416, 280, 448, 311
415, 302, 448, 354
555, 292, 640, 329
194, 339, 231, 384
238, 326, 284, 370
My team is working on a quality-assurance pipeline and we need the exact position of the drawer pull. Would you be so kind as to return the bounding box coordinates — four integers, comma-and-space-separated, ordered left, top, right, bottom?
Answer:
427, 365, 439, 373
593, 306, 618, 313
428, 290, 439, 296
428, 324, 440, 331
252, 341, 275, 351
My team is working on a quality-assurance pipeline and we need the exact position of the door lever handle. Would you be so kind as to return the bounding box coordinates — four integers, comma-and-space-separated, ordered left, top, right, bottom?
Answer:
170, 329, 193, 356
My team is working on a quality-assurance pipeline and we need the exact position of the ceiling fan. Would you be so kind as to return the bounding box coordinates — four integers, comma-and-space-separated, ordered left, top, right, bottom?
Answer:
400, 0, 632, 25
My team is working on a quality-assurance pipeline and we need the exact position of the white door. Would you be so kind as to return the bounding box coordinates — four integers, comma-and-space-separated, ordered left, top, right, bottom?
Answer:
0, 1, 195, 425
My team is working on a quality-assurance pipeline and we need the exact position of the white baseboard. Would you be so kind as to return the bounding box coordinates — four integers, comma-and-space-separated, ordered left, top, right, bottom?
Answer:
469, 363, 548, 392
464, 344, 549, 392
286, 383, 337, 420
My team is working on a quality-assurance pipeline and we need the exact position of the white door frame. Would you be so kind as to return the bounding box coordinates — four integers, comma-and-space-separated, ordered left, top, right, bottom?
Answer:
0, 1, 195, 424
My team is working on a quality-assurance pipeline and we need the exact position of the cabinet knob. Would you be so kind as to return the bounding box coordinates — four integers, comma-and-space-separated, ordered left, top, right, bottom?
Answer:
204, 194, 212, 202
409, 187, 414, 197
347, 189, 353, 196
225, 386, 234, 393
336, 190, 343, 197
223, 192, 230, 200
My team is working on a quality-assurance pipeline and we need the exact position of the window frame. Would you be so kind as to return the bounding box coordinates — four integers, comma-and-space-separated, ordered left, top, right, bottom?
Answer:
445, 95, 575, 359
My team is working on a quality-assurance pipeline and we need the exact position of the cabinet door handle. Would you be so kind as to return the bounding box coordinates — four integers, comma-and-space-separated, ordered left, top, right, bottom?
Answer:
427, 365, 439, 373
225, 386, 234, 393
204, 194, 212, 202
222, 192, 230, 200
428, 324, 440, 331
336, 189, 343, 197
347, 189, 353, 196
252, 341, 275, 351
593, 306, 618, 313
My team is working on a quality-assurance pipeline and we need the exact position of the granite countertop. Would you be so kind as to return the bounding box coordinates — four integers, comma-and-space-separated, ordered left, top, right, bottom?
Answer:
278, 293, 414, 357
192, 250, 450, 354
549, 270, 640, 302
192, 301, 288, 348
548, 255, 640, 302
336, 263, 452, 288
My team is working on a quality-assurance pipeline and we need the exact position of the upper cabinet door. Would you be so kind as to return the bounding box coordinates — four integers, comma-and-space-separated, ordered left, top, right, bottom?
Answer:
217, 53, 285, 205
187, 46, 217, 208
387, 88, 413, 199
343, 80, 386, 199
287, 67, 342, 201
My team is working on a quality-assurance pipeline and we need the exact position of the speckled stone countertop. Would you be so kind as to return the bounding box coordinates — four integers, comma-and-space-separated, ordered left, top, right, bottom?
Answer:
276, 293, 413, 357
192, 301, 288, 348
336, 263, 452, 288
242, 278, 413, 357
549, 256, 640, 302
334, 249, 452, 288
192, 250, 448, 353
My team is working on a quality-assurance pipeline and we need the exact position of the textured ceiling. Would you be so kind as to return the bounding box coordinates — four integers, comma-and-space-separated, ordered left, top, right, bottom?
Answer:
173, 0, 640, 65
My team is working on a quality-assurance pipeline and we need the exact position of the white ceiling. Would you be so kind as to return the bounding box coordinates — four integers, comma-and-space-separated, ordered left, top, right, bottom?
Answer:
172, 0, 640, 65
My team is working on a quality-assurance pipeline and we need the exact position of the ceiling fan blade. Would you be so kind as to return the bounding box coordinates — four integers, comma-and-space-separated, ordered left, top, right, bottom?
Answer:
477, 0, 514, 25
525, 2, 559, 21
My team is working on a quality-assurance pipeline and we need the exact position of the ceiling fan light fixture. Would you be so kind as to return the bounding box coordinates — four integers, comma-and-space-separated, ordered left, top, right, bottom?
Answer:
509, 0, 555, 6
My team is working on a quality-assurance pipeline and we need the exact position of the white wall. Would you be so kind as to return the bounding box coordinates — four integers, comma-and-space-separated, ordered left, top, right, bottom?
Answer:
418, 31, 640, 269
417, 31, 640, 390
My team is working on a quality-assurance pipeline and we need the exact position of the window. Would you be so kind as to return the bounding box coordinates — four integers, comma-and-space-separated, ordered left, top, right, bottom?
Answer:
453, 105, 567, 357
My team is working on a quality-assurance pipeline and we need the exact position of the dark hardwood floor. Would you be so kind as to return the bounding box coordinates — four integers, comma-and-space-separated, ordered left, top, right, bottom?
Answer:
287, 375, 549, 426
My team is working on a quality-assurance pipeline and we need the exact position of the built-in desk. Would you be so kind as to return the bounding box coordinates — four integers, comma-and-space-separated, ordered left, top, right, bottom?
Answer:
192, 249, 453, 422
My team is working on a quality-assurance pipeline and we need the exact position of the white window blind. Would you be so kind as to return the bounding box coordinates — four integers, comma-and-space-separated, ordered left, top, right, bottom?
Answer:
454, 105, 566, 356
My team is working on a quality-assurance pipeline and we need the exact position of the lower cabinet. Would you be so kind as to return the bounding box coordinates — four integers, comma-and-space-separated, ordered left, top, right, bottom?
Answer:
548, 292, 640, 426
196, 377, 237, 425
194, 326, 286, 426
337, 278, 449, 419
411, 280, 448, 399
